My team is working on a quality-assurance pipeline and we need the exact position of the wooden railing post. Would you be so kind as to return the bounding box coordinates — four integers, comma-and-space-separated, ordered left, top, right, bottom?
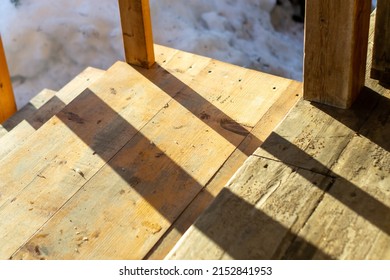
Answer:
118, 0, 155, 68
371, 0, 390, 84
303, 0, 371, 109
0, 36, 17, 123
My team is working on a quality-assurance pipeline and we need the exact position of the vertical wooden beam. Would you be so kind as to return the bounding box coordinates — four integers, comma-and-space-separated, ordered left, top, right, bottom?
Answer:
303, 0, 371, 109
118, 0, 155, 68
371, 0, 390, 84
0, 36, 17, 123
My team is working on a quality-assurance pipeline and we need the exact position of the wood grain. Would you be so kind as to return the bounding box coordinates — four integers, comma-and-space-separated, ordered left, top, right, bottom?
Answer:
167, 61, 388, 259
118, 0, 155, 68
0, 67, 104, 161
303, 0, 371, 108
0, 61, 171, 259
10, 45, 302, 260
286, 94, 390, 259
146, 80, 303, 259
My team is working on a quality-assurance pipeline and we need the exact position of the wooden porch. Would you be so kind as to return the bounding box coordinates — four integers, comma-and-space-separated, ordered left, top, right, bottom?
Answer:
0, 1, 389, 259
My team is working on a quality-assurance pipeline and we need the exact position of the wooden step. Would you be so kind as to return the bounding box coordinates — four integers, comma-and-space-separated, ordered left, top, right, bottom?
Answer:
0, 44, 302, 260
167, 86, 389, 260
0, 88, 56, 133
0, 67, 104, 160
1, 67, 105, 134
166, 13, 390, 259
0, 89, 56, 159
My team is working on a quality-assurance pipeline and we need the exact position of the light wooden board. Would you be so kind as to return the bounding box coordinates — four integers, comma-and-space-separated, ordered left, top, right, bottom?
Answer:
146, 80, 303, 259
0, 89, 56, 160
0, 68, 104, 162
0, 126, 7, 138
167, 155, 334, 260
10, 45, 302, 260
0, 61, 172, 259
286, 93, 390, 259
303, 0, 371, 108
167, 83, 386, 259
1, 67, 104, 133
0, 89, 56, 131
0, 121, 35, 160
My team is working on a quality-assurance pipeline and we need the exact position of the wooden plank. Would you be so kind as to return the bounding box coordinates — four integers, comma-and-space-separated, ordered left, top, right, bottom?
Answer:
146, 80, 303, 259
11, 46, 302, 260
0, 36, 16, 123
0, 89, 58, 160
303, 0, 371, 108
0, 68, 105, 161
1, 67, 104, 132
286, 94, 390, 259
0, 121, 35, 160
167, 83, 381, 259
0, 61, 173, 259
55, 67, 105, 105
118, 0, 155, 68
1, 89, 56, 131
253, 89, 378, 173
371, 0, 390, 84
167, 155, 333, 260
0, 125, 7, 138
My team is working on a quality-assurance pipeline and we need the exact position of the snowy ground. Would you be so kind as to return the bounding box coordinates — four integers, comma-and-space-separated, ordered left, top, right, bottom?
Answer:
2, 0, 307, 108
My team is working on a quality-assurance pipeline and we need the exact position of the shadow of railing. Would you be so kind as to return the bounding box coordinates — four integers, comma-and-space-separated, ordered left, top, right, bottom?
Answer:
258, 132, 390, 236
17, 61, 388, 260
312, 86, 389, 152
51, 69, 329, 259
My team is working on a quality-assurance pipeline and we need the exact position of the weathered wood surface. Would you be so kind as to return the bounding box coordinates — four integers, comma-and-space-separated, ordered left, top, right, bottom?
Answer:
0, 121, 35, 160
146, 81, 302, 259
0, 89, 56, 130
303, 0, 371, 108
6, 45, 301, 260
371, 0, 390, 84
0, 68, 104, 161
167, 86, 386, 259
0, 67, 104, 133
168, 155, 334, 260
167, 17, 390, 258
0, 36, 16, 123
0, 61, 170, 259
118, 0, 155, 68
286, 93, 390, 259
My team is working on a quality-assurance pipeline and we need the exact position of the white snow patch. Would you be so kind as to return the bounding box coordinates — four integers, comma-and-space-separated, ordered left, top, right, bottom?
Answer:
1, 0, 305, 108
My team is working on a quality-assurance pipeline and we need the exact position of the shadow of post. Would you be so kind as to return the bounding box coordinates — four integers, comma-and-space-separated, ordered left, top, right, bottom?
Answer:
49, 74, 330, 259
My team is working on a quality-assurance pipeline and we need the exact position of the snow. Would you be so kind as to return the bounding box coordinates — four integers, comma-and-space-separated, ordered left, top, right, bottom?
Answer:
2, 0, 305, 108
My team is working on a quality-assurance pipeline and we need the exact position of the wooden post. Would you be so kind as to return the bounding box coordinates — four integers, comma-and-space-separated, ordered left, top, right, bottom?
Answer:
371, 0, 390, 84
0, 36, 17, 123
303, 0, 371, 109
118, 0, 155, 68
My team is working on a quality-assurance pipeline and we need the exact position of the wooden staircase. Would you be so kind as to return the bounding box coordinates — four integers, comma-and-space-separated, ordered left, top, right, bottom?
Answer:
0, 44, 301, 259
0, 67, 104, 159
1, 2, 389, 261
166, 11, 390, 259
